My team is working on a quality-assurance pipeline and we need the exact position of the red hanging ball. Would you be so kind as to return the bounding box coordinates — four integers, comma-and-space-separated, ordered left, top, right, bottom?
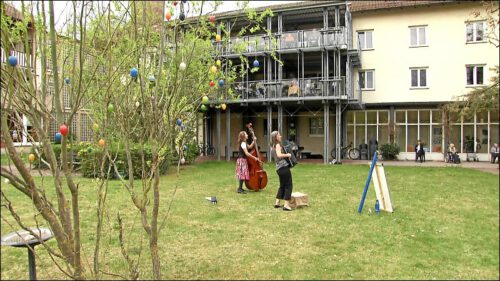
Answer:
60, 124, 68, 137
210, 81, 215, 87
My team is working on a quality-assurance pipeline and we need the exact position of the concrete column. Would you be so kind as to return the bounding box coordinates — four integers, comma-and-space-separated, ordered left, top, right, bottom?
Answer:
216, 109, 221, 160
226, 106, 231, 161
336, 103, 342, 163
324, 102, 330, 164
267, 105, 273, 162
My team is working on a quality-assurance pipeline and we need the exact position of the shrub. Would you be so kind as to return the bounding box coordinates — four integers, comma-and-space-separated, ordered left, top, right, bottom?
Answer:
30, 142, 91, 169
379, 143, 400, 160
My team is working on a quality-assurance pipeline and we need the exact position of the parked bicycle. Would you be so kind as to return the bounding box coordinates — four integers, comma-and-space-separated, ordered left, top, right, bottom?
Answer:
330, 142, 360, 160
198, 144, 215, 156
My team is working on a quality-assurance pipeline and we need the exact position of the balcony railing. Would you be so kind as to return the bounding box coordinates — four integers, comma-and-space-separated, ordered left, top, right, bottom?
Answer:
219, 26, 348, 55
1, 48, 31, 68
221, 76, 347, 102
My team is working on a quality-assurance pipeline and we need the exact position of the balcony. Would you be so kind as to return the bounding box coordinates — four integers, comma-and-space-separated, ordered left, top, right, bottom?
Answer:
1, 48, 31, 68
219, 26, 348, 56
216, 76, 350, 104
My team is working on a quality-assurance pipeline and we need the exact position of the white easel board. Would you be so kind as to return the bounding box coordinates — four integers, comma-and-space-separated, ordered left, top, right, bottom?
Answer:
371, 163, 393, 212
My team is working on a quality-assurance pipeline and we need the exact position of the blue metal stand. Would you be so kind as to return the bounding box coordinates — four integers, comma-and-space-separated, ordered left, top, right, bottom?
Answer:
358, 151, 378, 213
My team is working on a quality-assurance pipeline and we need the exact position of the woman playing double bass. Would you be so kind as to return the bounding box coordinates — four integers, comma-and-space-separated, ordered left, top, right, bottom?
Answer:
235, 131, 262, 194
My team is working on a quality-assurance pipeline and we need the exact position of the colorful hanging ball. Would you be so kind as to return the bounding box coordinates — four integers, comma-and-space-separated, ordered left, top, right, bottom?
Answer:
55, 132, 62, 143
200, 104, 208, 112
202, 95, 209, 104
209, 15, 215, 23
221, 103, 227, 111
182, 0, 187, 3
215, 34, 221, 42
179, 13, 185, 21
218, 79, 224, 87
209, 80, 215, 87
173, 1, 178, 6
8, 55, 18, 67
65, 77, 70, 85
135, 101, 140, 108
210, 65, 217, 73
59, 124, 68, 136
165, 11, 172, 21
181, 124, 185, 131
177, 118, 182, 126
98, 139, 105, 147
216, 60, 221, 67
180, 158, 186, 165
130, 67, 138, 78
87, 147, 93, 153
108, 104, 114, 113
4, 178, 9, 184
180, 62, 186, 71
92, 123, 99, 131
28, 154, 36, 162
183, 144, 188, 151
253, 59, 260, 68
148, 74, 155, 82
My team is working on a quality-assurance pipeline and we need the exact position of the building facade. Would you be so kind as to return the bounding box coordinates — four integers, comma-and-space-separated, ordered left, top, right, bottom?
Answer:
198, 0, 499, 163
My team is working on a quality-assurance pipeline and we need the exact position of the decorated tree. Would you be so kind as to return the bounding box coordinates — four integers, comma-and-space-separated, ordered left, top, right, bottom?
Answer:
1, 0, 274, 279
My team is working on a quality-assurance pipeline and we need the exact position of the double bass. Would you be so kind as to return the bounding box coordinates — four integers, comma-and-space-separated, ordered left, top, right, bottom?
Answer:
245, 123, 268, 191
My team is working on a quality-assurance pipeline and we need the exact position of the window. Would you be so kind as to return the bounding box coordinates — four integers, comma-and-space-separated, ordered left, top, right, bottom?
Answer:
357, 30, 373, 50
410, 67, 427, 88
359, 70, 374, 90
309, 118, 324, 135
466, 21, 485, 43
410, 26, 427, 47
466, 65, 484, 86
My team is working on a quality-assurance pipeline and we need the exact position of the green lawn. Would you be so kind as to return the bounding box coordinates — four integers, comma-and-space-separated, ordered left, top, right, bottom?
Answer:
1, 162, 498, 280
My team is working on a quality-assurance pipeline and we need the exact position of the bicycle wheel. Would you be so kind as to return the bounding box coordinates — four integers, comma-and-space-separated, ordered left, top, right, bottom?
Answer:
330, 147, 340, 158
349, 148, 360, 160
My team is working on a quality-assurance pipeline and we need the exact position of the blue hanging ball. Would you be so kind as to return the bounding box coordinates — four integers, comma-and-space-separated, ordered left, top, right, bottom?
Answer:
253, 59, 260, 68
148, 74, 155, 82
55, 132, 62, 143
179, 13, 185, 21
218, 79, 224, 87
130, 68, 138, 78
65, 77, 70, 85
177, 118, 182, 126
182, 0, 187, 3
8, 55, 18, 67
183, 144, 188, 151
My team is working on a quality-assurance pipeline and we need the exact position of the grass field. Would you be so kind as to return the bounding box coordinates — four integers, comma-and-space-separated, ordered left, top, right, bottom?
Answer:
1, 161, 498, 280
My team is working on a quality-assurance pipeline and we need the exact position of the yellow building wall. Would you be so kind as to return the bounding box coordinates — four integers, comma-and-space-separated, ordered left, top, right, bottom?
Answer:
352, 2, 499, 104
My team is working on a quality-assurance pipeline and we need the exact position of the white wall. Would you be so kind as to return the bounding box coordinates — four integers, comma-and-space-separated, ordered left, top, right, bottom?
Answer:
352, 2, 499, 104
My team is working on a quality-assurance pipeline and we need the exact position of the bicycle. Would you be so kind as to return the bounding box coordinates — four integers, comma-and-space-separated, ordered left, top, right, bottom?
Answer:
198, 144, 215, 156
330, 142, 360, 160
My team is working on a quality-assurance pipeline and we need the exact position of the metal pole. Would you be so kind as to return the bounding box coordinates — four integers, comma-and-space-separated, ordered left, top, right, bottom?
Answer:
28, 247, 36, 280
358, 150, 378, 213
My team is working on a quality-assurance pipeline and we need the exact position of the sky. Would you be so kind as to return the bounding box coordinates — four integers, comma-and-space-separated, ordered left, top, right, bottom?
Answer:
10, 1, 304, 30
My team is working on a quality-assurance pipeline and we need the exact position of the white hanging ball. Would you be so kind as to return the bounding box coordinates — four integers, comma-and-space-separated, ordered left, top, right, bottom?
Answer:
135, 101, 140, 107
4, 178, 10, 184
180, 158, 186, 165
179, 62, 187, 71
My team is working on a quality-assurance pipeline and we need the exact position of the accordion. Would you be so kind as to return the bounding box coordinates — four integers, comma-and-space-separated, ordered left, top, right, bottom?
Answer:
283, 145, 298, 168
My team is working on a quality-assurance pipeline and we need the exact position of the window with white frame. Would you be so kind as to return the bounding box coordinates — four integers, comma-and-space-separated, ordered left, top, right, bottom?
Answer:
410, 67, 427, 88
410, 26, 427, 47
357, 30, 373, 50
466, 21, 485, 43
309, 118, 324, 135
359, 70, 374, 90
466, 65, 484, 86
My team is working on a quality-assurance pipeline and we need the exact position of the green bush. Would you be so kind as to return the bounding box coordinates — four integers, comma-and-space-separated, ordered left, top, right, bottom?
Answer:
379, 143, 400, 160
78, 143, 173, 179
30, 142, 91, 169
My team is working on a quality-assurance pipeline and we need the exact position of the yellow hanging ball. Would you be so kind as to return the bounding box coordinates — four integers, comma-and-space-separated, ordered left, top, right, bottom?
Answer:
28, 154, 35, 162
92, 123, 99, 131
210, 65, 217, 73
215, 34, 221, 42
98, 139, 105, 147
221, 104, 227, 110
216, 60, 221, 67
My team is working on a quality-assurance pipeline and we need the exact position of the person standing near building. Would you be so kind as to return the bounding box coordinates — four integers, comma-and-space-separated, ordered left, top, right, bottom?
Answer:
490, 143, 499, 164
270, 131, 294, 211
235, 131, 260, 194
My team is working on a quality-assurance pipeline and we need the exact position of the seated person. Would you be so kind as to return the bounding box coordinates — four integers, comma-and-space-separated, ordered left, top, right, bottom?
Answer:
491, 143, 499, 164
448, 143, 459, 163
255, 82, 265, 98
415, 140, 425, 163
288, 80, 300, 97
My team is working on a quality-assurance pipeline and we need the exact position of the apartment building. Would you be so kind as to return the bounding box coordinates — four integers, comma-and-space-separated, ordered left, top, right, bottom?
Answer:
194, 0, 498, 162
